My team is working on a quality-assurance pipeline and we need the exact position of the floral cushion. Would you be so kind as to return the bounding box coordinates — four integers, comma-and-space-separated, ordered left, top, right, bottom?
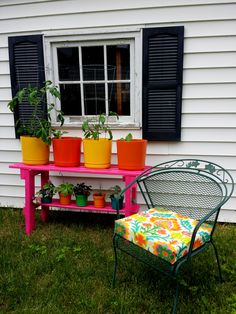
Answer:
115, 208, 212, 264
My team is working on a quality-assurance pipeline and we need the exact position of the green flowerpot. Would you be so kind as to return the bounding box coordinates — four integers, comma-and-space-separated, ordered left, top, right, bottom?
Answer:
75, 194, 88, 207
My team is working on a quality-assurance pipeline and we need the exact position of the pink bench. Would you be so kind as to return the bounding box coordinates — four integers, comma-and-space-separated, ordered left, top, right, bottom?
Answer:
10, 162, 148, 235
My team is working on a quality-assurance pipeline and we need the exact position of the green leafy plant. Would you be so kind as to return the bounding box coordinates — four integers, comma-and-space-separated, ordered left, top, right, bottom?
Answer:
109, 185, 122, 198
109, 185, 124, 209
73, 182, 92, 197
82, 112, 118, 140
120, 133, 133, 141
36, 181, 55, 198
51, 129, 68, 139
56, 182, 74, 196
7, 80, 64, 145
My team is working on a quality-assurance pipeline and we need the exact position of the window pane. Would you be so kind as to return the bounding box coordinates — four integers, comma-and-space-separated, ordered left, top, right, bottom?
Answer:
107, 45, 130, 80
108, 83, 130, 115
60, 84, 81, 115
84, 83, 105, 115
57, 48, 80, 81
82, 46, 104, 80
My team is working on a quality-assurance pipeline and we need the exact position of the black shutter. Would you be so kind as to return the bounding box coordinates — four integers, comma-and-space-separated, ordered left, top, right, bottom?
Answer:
8, 35, 46, 137
142, 26, 184, 141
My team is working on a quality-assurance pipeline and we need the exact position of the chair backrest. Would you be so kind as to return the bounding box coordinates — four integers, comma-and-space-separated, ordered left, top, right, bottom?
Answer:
136, 159, 234, 222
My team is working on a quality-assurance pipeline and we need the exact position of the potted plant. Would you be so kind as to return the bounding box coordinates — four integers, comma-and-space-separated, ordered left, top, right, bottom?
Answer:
109, 185, 124, 210
52, 130, 82, 167
82, 112, 118, 169
35, 181, 55, 204
93, 186, 106, 208
73, 182, 92, 206
7, 80, 64, 165
56, 182, 74, 205
116, 133, 147, 170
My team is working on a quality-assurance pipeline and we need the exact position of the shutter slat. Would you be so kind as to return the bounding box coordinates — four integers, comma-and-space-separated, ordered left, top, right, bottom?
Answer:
142, 26, 184, 141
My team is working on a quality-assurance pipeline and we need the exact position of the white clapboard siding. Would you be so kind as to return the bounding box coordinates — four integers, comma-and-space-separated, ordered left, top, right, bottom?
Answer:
0, 75, 11, 87
145, 154, 236, 171
183, 84, 236, 99
0, 88, 12, 101
185, 36, 236, 53
0, 0, 235, 21
184, 52, 236, 68
0, 114, 14, 127
181, 113, 236, 128
0, 126, 16, 139
0, 0, 235, 222
1, 3, 236, 34
184, 68, 236, 84
146, 142, 236, 156
0, 102, 11, 114
0, 196, 24, 208
1, 0, 235, 17
0, 139, 21, 151
0, 47, 8, 60
182, 99, 236, 113
0, 61, 10, 75
0, 151, 21, 163
184, 20, 236, 37
181, 128, 236, 142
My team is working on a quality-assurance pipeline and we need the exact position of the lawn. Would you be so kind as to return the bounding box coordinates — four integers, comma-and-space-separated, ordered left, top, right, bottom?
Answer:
0, 208, 236, 314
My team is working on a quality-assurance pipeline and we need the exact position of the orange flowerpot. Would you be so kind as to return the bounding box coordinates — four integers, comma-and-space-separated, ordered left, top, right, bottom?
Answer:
93, 193, 106, 208
59, 193, 72, 205
52, 137, 82, 167
20, 136, 49, 165
117, 139, 147, 170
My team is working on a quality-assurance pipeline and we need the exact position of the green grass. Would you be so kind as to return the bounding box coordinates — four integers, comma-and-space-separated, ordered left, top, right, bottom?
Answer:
0, 208, 236, 314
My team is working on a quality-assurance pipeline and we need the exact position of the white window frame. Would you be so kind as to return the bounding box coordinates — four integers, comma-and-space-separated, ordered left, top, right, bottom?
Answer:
44, 28, 142, 128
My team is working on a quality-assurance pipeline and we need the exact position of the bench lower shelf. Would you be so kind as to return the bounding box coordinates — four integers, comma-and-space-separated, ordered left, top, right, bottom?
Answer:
39, 199, 128, 215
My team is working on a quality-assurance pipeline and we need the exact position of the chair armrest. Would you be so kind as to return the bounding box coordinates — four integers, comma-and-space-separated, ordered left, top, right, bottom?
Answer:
187, 207, 219, 261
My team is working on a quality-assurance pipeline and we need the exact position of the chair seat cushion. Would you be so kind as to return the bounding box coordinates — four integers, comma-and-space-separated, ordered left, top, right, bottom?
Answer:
115, 208, 213, 264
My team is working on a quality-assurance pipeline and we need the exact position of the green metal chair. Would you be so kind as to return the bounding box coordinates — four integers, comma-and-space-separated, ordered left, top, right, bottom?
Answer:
112, 159, 234, 313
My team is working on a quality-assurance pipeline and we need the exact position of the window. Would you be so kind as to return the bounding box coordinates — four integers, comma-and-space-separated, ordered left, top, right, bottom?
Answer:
9, 26, 184, 140
52, 39, 135, 124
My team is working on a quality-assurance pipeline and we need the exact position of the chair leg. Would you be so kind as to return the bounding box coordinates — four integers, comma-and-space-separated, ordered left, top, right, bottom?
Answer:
112, 235, 118, 288
211, 240, 223, 282
172, 278, 180, 314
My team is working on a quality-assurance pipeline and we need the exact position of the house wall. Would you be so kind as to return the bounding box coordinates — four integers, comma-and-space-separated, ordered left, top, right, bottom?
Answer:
0, 0, 235, 222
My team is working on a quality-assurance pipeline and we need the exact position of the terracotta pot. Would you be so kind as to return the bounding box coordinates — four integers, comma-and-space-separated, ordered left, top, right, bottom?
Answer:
116, 139, 147, 170
83, 138, 112, 169
20, 136, 49, 165
59, 193, 72, 205
93, 193, 106, 208
52, 137, 82, 167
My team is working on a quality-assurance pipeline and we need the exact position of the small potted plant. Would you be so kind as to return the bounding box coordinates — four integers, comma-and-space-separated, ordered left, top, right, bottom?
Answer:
35, 181, 55, 204
109, 185, 124, 210
56, 182, 74, 205
116, 133, 147, 170
73, 182, 92, 206
82, 112, 118, 169
7, 80, 64, 165
93, 186, 106, 208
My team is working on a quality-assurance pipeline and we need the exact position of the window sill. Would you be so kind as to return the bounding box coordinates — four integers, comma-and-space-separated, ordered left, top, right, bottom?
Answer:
52, 121, 141, 130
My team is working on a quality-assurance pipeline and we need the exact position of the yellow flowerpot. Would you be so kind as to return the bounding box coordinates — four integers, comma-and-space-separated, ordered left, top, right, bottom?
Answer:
83, 138, 112, 169
20, 136, 50, 165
